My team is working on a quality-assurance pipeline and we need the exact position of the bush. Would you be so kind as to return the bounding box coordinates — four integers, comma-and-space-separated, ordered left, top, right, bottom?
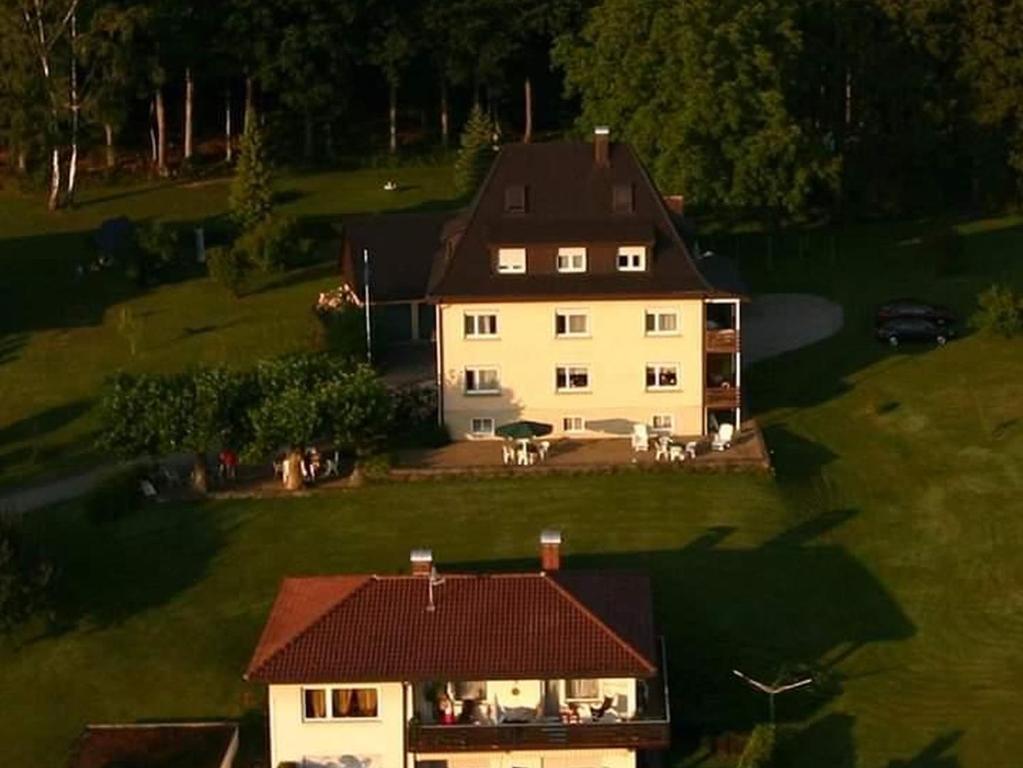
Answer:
207, 245, 247, 296
315, 305, 367, 358
235, 215, 311, 274
737, 724, 776, 768
0, 517, 54, 632
971, 284, 1023, 337
84, 467, 147, 525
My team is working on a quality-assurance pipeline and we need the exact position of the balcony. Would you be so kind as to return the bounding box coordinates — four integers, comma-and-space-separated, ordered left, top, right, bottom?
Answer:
705, 328, 740, 353
705, 385, 740, 409
407, 719, 670, 752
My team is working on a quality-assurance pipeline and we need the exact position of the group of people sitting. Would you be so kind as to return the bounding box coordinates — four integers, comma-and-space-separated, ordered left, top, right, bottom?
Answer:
273, 447, 339, 485
432, 692, 620, 726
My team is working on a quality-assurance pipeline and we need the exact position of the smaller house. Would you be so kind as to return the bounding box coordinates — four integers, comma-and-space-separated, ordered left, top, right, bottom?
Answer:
68, 722, 238, 768
245, 531, 669, 768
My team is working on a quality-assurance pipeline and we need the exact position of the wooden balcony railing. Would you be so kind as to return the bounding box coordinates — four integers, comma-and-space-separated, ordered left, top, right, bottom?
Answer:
407, 719, 671, 752
705, 328, 740, 353
705, 386, 740, 409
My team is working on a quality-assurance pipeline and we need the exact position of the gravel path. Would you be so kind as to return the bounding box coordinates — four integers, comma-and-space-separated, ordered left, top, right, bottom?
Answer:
742, 293, 844, 367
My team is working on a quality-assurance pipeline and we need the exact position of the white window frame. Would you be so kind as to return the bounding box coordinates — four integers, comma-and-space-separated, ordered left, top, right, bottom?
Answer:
645, 363, 681, 391
556, 247, 587, 273
564, 679, 602, 702
497, 247, 526, 274
556, 365, 591, 393
554, 309, 590, 338
652, 414, 674, 433
464, 311, 499, 339
562, 416, 585, 433
302, 686, 382, 722
645, 309, 680, 336
616, 245, 646, 271
469, 417, 495, 437
465, 366, 501, 395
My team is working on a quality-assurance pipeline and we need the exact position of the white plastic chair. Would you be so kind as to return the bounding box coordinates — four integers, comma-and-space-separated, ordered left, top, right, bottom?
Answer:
516, 448, 533, 466
537, 441, 550, 461
685, 441, 698, 460
502, 444, 516, 465
631, 423, 650, 452
711, 423, 735, 451
655, 436, 671, 461
669, 444, 685, 462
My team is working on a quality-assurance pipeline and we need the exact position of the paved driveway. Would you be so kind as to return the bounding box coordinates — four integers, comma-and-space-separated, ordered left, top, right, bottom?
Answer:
743, 293, 844, 367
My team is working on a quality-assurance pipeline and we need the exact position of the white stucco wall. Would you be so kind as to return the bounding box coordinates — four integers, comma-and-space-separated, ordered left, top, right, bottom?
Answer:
410, 748, 636, 768
268, 683, 405, 768
438, 299, 707, 440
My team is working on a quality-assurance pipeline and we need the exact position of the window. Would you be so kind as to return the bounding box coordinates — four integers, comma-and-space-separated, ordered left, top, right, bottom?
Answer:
616, 246, 646, 271
504, 184, 527, 213
304, 687, 379, 720
563, 416, 585, 433
556, 366, 590, 392
465, 367, 500, 394
556, 247, 587, 273
612, 183, 634, 213
565, 679, 601, 701
497, 247, 526, 274
555, 310, 589, 337
464, 312, 498, 338
470, 417, 495, 437
645, 310, 679, 335
652, 414, 674, 432
646, 364, 680, 390
453, 681, 488, 700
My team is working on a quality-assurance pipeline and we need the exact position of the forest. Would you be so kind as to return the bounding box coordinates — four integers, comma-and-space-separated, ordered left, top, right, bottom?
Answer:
1, 0, 1022, 220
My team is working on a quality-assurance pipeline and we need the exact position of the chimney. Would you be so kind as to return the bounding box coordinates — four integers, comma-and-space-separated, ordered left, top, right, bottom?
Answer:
540, 530, 562, 572
593, 126, 611, 168
410, 548, 433, 577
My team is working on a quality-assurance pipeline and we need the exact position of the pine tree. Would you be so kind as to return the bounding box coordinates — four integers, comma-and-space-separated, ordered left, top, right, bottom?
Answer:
453, 104, 494, 198
229, 107, 273, 230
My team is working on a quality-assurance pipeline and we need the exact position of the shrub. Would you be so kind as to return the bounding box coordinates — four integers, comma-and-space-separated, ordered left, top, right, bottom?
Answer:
236, 215, 310, 274
316, 305, 367, 358
737, 724, 776, 768
207, 245, 247, 296
971, 284, 1023, 337
84, 467, 148, 525
0, 517, 55, 632
136, 221, 182, 270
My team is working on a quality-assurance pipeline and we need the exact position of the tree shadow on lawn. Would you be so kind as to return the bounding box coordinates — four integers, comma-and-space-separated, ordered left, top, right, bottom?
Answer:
33, 500, 235, 636
449, 511, 915, 758
886, 731, 963, 768
0, 332, 27, 366
0, 400, 92, 450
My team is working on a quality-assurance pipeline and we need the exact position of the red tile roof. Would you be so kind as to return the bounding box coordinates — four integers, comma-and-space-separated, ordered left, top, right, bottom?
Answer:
68, 723, 237, 768
245, 571, 658, 684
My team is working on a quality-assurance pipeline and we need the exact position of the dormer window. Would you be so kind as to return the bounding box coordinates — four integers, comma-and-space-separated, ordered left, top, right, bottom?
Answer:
612, 183, 634, 213
504, 184, 527, 213
616, 246, 646, 271
497, 247, 526, 274
556, 247, 587, 273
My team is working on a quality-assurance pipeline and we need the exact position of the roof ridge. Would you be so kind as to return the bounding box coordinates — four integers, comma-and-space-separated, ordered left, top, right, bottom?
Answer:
244, 576, 373, 680
543, 572, 657, 675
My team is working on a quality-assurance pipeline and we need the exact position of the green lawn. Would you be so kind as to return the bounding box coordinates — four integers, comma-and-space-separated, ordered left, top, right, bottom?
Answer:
1, 185, 1022, 766
0, 165, 458, 488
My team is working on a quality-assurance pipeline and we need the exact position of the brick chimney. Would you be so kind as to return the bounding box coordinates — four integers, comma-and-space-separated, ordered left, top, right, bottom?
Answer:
594, 126, 611, 168
540, 530, 562, 571
410, 548, 433, 577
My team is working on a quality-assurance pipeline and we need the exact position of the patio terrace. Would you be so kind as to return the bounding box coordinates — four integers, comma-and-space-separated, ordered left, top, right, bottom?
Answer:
391, 421, 770, 478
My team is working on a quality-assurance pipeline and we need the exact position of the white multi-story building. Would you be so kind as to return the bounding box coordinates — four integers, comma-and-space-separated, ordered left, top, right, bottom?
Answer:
245, 532, 670, 768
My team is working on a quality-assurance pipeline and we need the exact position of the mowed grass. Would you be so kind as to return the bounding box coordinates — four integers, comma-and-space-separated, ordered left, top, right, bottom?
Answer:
0, 165, 458, 488
0, 188, 1021, 766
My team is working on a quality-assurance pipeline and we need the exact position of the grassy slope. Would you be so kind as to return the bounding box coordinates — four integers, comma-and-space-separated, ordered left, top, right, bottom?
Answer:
0, 166, 457, 488
0, 189, 1021, 766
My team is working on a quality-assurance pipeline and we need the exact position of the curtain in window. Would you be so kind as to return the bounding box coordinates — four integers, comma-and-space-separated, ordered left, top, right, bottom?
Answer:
305, 689, 327, 718
566, 679, 600, 699
357, 688, 378, 716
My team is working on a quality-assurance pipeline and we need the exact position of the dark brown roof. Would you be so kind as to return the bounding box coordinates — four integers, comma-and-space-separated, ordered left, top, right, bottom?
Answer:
245, 571, 658, 684
428, 140, 722, 300
68, 723, 237, 768
340, 211, 455, 303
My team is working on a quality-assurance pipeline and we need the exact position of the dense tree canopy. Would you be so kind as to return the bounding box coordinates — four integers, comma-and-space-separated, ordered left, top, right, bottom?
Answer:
2, 0, 1023, 217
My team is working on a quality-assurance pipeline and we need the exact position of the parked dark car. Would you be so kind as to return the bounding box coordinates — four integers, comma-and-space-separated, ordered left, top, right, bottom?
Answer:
876, 299, 956, 326
876, 317, 955, 346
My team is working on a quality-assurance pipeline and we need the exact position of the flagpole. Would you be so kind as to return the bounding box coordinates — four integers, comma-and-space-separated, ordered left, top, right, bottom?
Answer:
363, 248, 372, 364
